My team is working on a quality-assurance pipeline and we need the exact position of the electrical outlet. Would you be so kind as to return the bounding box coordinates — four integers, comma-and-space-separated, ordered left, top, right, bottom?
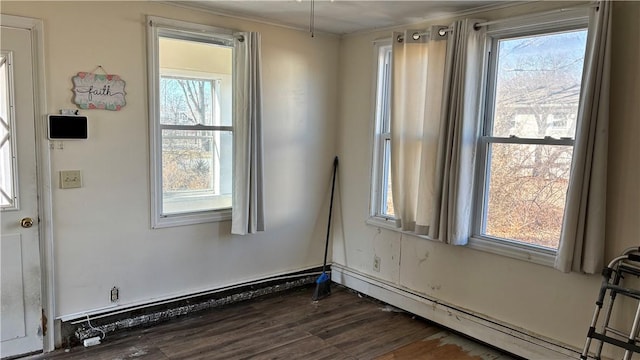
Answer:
60, 170, 82, 189
373, 255, 381, 272
110, 286, 119, 302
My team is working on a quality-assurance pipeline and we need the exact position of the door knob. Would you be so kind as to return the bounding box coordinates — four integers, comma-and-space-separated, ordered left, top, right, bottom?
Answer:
20, 217, 34, 228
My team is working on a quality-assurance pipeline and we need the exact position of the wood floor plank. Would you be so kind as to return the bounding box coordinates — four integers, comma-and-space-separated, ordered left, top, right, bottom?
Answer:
255, 292, 374, 330
319, 310, 436, 358
149, 304, 267, 341
336, 320, 442, 358
158, 322, 309, 359
376, 337, 484, 360
240, 334, 353, 360
33, 335, 168, 360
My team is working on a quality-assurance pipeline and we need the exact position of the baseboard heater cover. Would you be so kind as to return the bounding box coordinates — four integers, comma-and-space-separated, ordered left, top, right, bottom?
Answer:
331, 264, 583, 360
62, 267, 325, 346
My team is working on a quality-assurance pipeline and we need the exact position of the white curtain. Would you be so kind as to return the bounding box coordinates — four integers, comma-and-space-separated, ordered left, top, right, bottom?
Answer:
555, 3, 611, 274
232, 32, 265, 235
433, 20, 486, 245
390, 30, 447, 237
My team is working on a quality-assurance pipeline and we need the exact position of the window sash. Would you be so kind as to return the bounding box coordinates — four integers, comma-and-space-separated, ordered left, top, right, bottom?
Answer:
475, 142, 573, 245
161, 131, 232, 216
160, 125, 233, 215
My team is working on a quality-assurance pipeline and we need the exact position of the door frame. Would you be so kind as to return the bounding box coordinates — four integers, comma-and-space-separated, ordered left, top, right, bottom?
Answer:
0, 14, 55, 353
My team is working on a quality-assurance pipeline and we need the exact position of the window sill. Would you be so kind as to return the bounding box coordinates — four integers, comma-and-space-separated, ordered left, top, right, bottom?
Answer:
468, 236, 556, 268
365, 216, 438, 242
366, 216, 398, 231
153, 209, 231, 229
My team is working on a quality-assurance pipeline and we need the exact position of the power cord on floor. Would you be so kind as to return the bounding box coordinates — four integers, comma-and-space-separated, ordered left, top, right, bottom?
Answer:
85, 314, 106, 340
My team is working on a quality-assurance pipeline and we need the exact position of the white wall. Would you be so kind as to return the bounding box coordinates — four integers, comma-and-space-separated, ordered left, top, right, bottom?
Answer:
334, 0, 640, 354
3, 0, 638, 354
2, 1, 340, 318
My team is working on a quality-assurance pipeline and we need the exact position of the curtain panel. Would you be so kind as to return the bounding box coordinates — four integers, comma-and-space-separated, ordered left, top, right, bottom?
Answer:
434, 19, 486, 245
390, 30, 447, 237
232, 32, 265, 235
555, 3, 611, 274
390, 23, 485, 244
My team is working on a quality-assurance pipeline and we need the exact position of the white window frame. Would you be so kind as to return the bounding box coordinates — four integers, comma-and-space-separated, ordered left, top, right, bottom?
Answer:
147, 16, 236, 228
469, 9, 590, 266
368, 40, 396, 229
0, 51, 19, 211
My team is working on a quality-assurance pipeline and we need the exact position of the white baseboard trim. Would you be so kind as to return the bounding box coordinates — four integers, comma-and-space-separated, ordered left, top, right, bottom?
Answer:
331, 264, 581, 360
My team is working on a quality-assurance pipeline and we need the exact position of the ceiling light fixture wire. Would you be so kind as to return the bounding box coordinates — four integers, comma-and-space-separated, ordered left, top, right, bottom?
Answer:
310, 0, 315, 37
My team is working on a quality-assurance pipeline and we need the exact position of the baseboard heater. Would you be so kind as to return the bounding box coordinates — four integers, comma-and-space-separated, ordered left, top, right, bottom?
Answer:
61, 266, 325, 347
331, 264, 587, 360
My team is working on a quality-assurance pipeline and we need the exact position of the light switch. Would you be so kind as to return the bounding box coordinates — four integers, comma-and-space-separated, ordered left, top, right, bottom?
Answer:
60, 170, 82, 189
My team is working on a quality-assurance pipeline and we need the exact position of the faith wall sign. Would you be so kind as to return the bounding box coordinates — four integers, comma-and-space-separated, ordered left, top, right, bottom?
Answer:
72, 72, 126, 111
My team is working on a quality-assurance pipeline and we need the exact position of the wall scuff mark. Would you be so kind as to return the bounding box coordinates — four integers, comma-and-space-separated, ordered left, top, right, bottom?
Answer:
419, 251, 430, 266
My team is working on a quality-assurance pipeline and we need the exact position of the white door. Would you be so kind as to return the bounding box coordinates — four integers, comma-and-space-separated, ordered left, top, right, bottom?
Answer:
0, 25, 44, 358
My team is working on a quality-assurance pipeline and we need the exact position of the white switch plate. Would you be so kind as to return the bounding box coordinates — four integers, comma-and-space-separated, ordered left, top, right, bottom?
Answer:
60, 170, 82, 189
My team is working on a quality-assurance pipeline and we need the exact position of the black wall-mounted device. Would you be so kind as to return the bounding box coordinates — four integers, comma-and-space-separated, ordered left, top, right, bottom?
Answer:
47, 115, 88, 140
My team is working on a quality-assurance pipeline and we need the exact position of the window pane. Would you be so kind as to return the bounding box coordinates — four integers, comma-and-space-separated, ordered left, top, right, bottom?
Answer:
162, 129, 232, 214
491, 30, 587, 139
380, 49, 392, 134
0, 54, 16, 209
160, 76, 216, 126
484, 143, 573, 249
381, 138, 394, 217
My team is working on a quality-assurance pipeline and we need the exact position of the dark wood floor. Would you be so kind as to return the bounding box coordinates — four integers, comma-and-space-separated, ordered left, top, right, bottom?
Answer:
30, 285, 516, 360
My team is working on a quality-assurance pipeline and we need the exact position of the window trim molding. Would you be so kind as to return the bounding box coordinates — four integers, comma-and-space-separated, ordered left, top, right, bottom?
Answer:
365, 215, 399, 232
484, 8, 589, 36
470, 10, 590, 263
147, 16, 235, 42
147, 16, 235, 229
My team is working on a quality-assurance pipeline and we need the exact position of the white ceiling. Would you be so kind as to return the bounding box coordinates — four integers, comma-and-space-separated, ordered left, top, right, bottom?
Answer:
174, 1, 503, 35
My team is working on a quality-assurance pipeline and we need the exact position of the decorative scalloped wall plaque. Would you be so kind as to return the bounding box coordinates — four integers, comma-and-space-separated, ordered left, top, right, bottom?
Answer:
72, 72, 126, 111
